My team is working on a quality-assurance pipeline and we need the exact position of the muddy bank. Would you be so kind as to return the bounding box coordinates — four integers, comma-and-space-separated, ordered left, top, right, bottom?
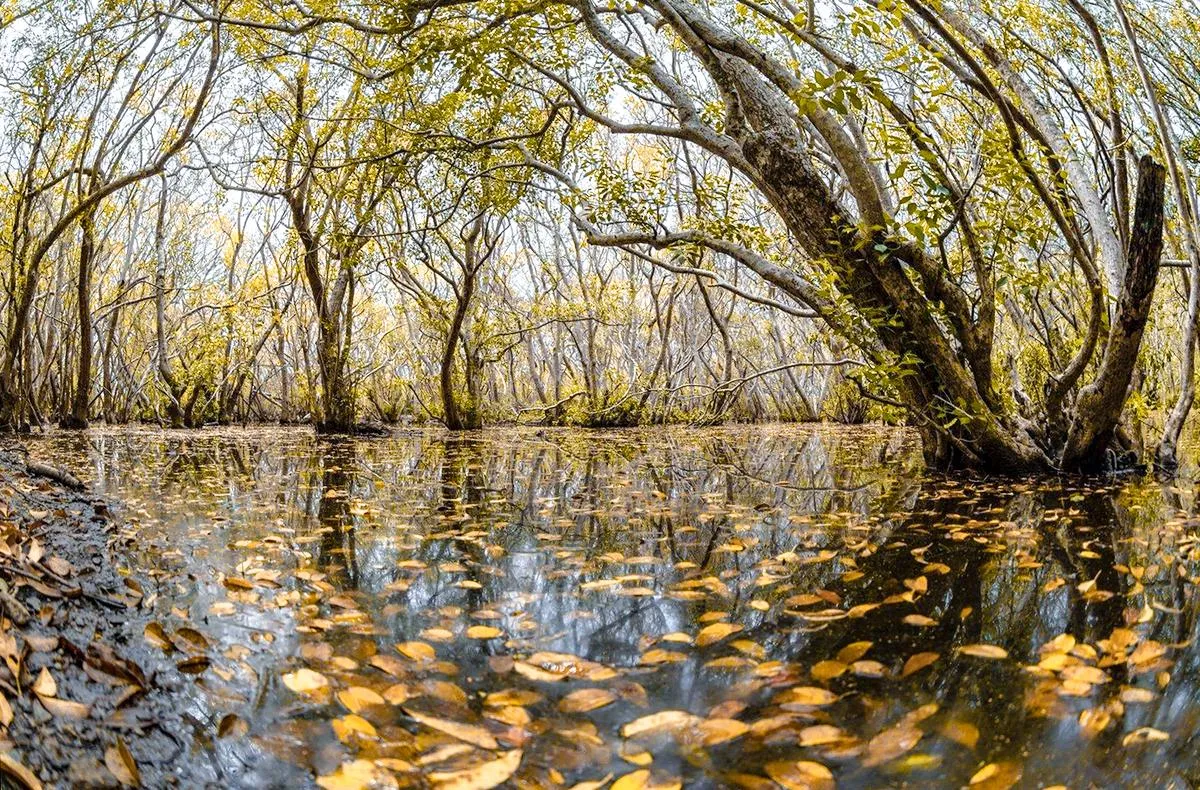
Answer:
0, 446, 219, 788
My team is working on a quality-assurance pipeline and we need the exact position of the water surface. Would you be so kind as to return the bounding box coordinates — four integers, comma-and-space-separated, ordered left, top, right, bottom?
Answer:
26, 425, 1200, 788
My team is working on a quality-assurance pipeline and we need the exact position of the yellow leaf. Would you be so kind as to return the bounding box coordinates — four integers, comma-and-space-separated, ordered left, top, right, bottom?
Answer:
32, 668, 56, 698
763, 760, 834, 790
405, 708, 498, 749
331, 714, 377, 742
968, 761, 1021, 790
316, 759, 381, 790
695, 622, 741, 647
836, 641, 873, 663
467, 626, 503, 640
776, 686, 838, 707
430, 749, 523, 790
104, 739, 140, 787
611, 770, 649, 790
621, 710, 699, 739
697, 718, 748, 745
559, 688, 617, 713
957, 644, 1008, 660
811, 660, 847, 681
901, 652, 940, 677
397, 641, 437, 662
281, 668, 330, 698
337, 686, 385, 714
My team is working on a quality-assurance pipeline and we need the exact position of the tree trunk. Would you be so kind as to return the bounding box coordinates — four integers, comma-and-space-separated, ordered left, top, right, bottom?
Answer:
153, 178, 184, 428
1061, 155, 1166, 471
62, 207, 97, 429
441, 283, 474, 431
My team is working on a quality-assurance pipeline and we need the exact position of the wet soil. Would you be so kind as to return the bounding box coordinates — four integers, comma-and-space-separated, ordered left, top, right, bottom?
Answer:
0, 446, 217, 788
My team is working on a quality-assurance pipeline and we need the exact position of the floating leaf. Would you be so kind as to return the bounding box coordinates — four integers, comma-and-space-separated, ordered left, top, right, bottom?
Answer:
695, 622, 741, 647
763, 760, 834, 790
559, 688, 617, 713
697, 717, 748, 745
397, 641, 437, 662
405, 707, 498, 749
957, 644, 1008, 660
337, 686, 385, 714
467, 626, 503, 640
621, 710, 699, 739
901, 652, 940, 677
282, 668, 330, 698
430, 749, 523, 789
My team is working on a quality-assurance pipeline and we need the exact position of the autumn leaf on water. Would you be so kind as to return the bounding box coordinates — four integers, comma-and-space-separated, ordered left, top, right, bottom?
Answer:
901, 652, 940, 677
968, 761, 1021, 790
429, 749, 522, 789
404, 707, 499, 749
316, 760, 383, 790
696, 717, 749, 745
957, 644, 1009, 660
775, 686, 838, 708
466, 625, 503, 640
763, 760, 835, 790
396, 641, 437, 662
862, 722, 923, 767
558, 688, 617, 713
621, 710, 700, 739
331, 714, 377, 742
282, 668, 331, 700
695, 622, 741, 647
811, 660, 847, 681
1122, 727, 1169, 746
337, 686, 385, 714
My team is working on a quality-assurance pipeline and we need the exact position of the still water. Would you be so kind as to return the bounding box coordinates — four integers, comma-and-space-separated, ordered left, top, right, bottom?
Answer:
25, 424, 1200, 788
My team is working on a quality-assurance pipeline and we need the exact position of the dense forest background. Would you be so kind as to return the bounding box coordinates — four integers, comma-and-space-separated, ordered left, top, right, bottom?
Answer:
1, 0, 1199, 473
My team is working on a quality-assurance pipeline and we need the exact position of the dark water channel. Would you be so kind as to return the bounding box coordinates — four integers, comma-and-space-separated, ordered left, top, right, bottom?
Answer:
24, 424, 1200, 789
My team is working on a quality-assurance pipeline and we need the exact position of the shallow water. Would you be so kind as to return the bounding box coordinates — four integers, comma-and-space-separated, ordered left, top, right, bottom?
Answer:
24, 424, 1200, 788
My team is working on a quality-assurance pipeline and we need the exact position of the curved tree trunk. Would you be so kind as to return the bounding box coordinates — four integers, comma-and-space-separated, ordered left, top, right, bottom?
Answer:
1061, 156, 1166, 471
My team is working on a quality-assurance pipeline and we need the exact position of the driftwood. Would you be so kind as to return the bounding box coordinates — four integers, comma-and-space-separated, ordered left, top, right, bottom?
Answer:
24, 461, 84, 491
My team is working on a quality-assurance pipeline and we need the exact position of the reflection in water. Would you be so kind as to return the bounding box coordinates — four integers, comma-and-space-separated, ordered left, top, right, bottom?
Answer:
25, 425, 1200, 788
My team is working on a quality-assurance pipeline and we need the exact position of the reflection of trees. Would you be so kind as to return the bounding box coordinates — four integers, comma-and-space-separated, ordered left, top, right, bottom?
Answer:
26, 426, 1200, 785
313, 439, 358, 589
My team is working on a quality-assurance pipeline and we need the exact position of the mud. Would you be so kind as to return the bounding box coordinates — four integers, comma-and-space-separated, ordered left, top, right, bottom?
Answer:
0, 447, 218, 788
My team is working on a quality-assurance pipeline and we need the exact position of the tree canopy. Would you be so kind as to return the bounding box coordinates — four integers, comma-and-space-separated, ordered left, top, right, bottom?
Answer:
0, 0, 1198, 473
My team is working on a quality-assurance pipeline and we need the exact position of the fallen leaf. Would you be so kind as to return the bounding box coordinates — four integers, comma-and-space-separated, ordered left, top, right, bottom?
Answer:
143, 623, 173, 652
218, 713, 248, 739
405, 707, 498, 749
763, 760, 834, 790
957, 644, 1008, 660
559, 688, 617, 713
104, 738, 140, 787
429, 749, 523, 789
282, 668, 330, 698
337, 686, 385, 714
621, 710, 699, 739
0, 752, 42, 790
32, 668, 55, 698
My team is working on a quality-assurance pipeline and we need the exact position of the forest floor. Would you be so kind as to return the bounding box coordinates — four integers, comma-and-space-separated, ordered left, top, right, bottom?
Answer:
0, 447, 215, 789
